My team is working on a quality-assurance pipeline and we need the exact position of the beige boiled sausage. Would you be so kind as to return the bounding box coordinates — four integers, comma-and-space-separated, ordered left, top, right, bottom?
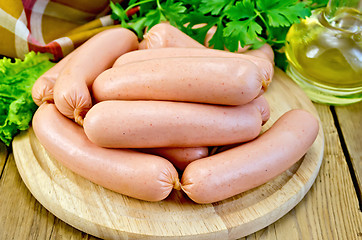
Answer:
181, 109, 319, 204
93, 57, 266, 106
53, 28, 138, 125
32, 49, 78, 106
83, 97, 268, 148
139, 23, 204, 49
112, 47, 274, 88
32, 103, 180, 202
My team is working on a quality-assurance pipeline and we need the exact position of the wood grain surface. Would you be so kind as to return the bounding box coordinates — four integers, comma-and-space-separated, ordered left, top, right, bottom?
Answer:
0, 143, 7, 174
335, 102, 362, 191
10, 68, 325, 240
304, 104, 362, 239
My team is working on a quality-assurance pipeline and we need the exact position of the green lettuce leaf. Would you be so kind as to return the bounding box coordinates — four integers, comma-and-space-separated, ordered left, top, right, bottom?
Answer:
0, 52, 55, 146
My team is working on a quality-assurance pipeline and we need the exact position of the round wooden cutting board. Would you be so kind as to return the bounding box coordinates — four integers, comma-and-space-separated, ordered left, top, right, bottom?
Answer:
13, 68, 324, 240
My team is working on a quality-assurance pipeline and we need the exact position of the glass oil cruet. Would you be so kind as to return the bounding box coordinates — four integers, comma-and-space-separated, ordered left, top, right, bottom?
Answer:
285, 0, 362, 105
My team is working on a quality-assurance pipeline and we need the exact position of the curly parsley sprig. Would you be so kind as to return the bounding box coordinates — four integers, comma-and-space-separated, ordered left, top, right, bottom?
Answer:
110, 0, 327, 70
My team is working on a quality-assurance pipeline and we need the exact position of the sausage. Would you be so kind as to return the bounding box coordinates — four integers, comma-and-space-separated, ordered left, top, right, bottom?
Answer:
249, 95, 270, 124
113, 47, 272, 69
138, 147, 209, 171
139, 23, 205, 49
83, 97, 267, 148
32, 49, 78, 106
211, 94, 271, 154
245, 43, 275, 63
181, 109, 320, 204
94, 57, 265, 106
138, 22, 271, 60
31, 63, 59, 106
53, 28, 139, 125
112, 47, 274, 87
139, 22, 248, 52
32, 103, 180, 202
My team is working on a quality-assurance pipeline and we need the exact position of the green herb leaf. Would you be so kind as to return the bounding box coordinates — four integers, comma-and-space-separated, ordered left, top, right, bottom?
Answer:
225, 0, 256, 21
224, 19, 263, 51
110, 2, 128, 23
0, 52, 55, 146
161, 1, 187, 27
198, 0, 230, 15
262, 1, 311, 27
182, 11, 219, 45
208, 20, 225, 50
129, 17, 148, 38
109, 0, 327, 70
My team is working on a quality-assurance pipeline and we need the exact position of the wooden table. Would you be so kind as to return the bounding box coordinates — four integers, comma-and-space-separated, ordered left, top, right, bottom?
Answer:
1, 101, 362, 239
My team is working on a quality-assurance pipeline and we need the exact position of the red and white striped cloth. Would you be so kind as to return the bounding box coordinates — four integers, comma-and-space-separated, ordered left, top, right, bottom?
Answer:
0, 0, 124, 60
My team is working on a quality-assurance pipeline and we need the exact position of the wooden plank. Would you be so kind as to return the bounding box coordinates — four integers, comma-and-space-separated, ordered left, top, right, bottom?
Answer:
334, 101, 362, 192
0, 153, 96, 239
0, 142, 8, 176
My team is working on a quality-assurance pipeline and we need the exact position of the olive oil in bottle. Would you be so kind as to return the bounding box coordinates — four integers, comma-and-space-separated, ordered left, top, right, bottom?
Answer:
285, 0, 362, 105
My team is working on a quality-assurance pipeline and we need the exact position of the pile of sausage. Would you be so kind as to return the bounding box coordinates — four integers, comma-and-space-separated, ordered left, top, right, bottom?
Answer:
31, 23, 319, 204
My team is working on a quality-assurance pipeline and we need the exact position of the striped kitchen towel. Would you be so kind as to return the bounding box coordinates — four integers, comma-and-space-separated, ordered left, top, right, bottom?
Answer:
0, 0, 126, 61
